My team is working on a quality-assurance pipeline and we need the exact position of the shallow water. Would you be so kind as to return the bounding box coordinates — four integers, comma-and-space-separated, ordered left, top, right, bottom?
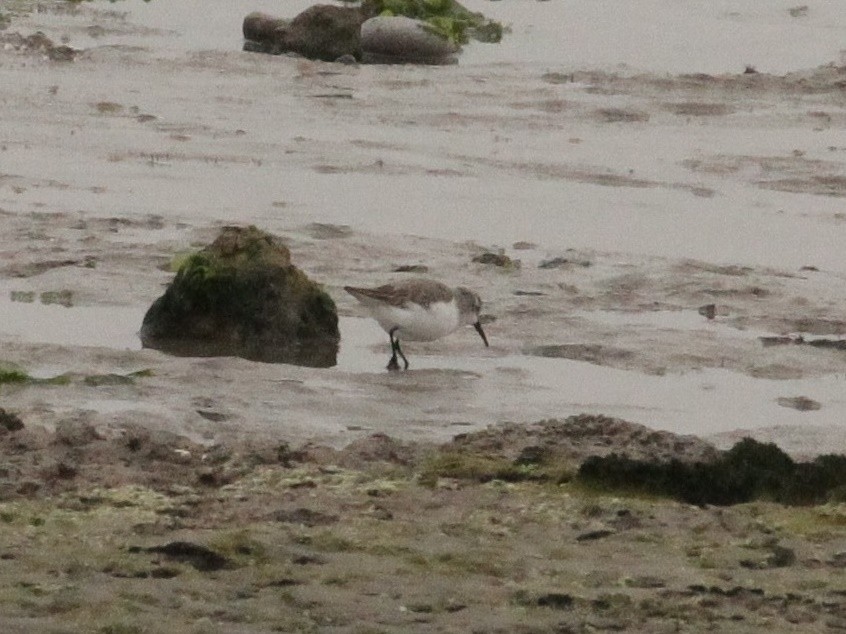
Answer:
335, 316, 846, 438
2, 290, 845, 443
0, 297, 145, 350
569, 309, 771, 341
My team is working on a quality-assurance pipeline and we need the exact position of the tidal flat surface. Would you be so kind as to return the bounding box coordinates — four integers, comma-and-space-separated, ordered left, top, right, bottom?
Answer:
4, 2, 846, 633
1, 0, 846, 454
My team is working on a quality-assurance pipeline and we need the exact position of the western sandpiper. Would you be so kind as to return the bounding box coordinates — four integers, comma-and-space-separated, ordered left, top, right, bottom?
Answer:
344, 278, 489, 371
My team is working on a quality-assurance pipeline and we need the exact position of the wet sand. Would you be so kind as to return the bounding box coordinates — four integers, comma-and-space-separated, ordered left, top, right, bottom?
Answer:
1, 0, 846, 454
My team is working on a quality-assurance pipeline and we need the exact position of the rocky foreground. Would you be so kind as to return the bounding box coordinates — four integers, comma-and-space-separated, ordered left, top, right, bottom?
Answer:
1, 413, 846, 633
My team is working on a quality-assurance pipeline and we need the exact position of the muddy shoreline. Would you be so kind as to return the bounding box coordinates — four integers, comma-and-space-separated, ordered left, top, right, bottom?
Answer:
2, 0, 846, 631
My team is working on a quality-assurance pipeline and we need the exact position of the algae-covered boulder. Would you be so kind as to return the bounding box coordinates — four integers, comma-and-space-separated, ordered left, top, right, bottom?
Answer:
361, 16, 458, 65
241, 0, 503, 62
140, 226, 339, 367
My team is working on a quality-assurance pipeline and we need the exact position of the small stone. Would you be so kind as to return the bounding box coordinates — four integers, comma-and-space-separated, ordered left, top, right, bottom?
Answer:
698, 303, 716, 320
513, 290, 546, 296
536, 593, 574, 609
393, 264, 429, 273
538, 257, 571, 269
17, 481, 40, 496
47, 45, 76, 62
625, 575, 666, 588
767, 545, 796, 568
292, 554, 326, 565
196, 410, 227, 422
473, 252, 518, 268
0, 409, 24, 432
776, 396, 821, 411
144, 541, 229, 572
274, 508, 339, 527
576, 529, 615, 542
368, 504, 393, 520
334, 53, 358, 65
515, 445, 545, 465
46, 462, 78, 480
54, 419, 99, 446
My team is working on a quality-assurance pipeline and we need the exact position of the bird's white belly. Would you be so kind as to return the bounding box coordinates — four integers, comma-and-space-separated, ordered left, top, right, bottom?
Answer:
371, 300, 460, 342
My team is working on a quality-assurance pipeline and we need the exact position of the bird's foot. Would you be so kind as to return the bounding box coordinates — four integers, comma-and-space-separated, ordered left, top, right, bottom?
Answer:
387, 357, 401, 371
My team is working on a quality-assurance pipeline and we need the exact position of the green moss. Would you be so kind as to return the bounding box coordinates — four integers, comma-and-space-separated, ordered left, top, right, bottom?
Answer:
208, 530, 268, 564
97, 624, 143, 634
10, 290, 35, 303
419, 451, 525, 483
422, 16, 467, 45
41, 373, 72, 386
83, 374, 135, 387
433, 550, 508, 577
467, 19, 503, 44
170, 233, 332, 328
174, 253, 233, 310
308, 531, 357, 553
167, 251, 195, 273
418, 450, 573, 485
1, 362, 149, 388
0, 368, 29, 384
40, 290, 73, 307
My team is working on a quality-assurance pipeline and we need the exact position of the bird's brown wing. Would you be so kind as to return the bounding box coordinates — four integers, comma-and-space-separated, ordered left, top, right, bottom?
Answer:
344, 279, 452, 308
344, 284, 408, 307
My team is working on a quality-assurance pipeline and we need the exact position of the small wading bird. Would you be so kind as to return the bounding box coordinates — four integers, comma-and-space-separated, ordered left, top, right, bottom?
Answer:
344, 278, 489, 371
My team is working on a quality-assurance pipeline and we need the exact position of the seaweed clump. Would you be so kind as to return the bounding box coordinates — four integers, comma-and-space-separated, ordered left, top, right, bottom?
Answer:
362, 0, 504, 44
578, 438, 846, 506
140, 226, 339, 367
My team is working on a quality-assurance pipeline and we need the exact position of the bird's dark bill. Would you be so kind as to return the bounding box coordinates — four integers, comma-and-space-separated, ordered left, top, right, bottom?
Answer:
474, 321, 489, 347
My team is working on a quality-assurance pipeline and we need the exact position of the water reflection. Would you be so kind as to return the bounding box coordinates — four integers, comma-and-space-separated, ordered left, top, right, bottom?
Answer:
140, 334, 339, 368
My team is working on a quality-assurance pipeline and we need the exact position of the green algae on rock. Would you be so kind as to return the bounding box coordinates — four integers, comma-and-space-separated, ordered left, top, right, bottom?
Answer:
140, 226, 339, 368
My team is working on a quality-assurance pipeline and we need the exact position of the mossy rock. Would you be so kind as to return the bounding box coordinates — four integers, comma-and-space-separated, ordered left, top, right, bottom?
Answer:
242, 0, 502, 62
140, 226, 339, 367
578, 437, 846, 507
362, 0, 504, 45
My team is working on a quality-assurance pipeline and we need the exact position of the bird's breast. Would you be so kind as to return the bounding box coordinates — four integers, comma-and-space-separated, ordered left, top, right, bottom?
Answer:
372, 300, 460, 342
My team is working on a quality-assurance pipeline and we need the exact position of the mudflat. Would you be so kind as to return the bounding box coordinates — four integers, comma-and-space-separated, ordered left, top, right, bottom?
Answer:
2, 1, 846, 631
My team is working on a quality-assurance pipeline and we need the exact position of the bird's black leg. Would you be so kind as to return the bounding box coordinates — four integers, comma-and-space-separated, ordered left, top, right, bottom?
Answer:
387, 328, 401, 371
395, 338, 409, 370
